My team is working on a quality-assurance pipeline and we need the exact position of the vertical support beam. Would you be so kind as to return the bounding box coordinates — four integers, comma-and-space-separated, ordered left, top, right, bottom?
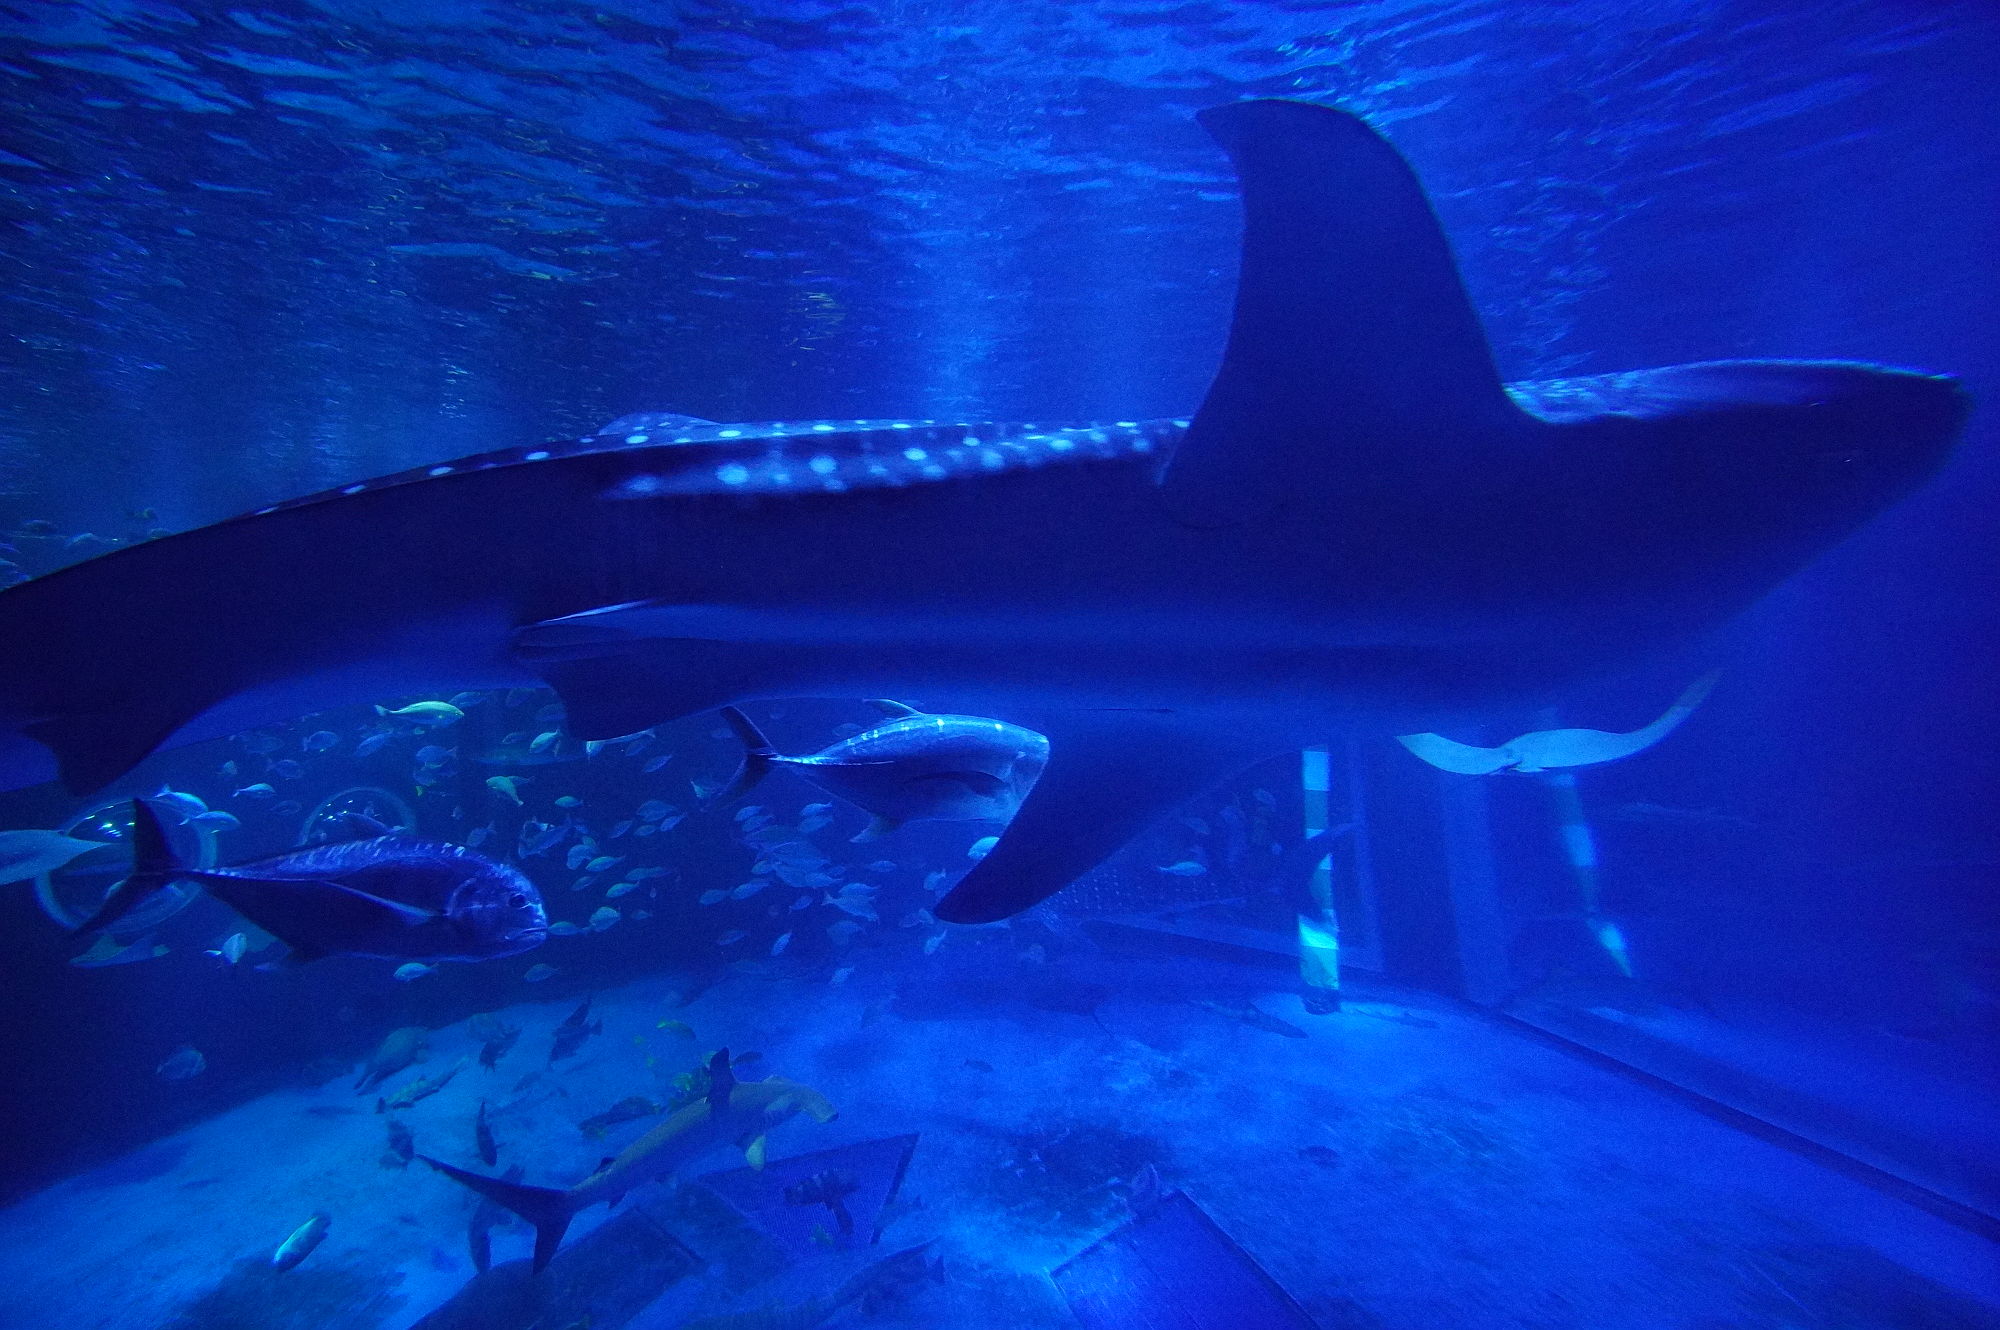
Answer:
1299, 746, 1334, 914
1359, 739, 1511, 1004
1436, 772, 1511, 1005
1338, 737, 1384, 972
1297, 747, 1341, 1011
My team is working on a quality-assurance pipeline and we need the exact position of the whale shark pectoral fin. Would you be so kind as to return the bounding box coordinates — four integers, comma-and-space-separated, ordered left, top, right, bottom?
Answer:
1395, 732, 1518, 776
513, 602, 715, 660
1165, 99, 1526, 527
934, 714, 1266, 924
25, 702, 206, 795
515, 601, 801, 660
515, 611, 767, 741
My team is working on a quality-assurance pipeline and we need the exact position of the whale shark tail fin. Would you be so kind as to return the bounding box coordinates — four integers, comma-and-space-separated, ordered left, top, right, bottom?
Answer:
711, 706, 778, 810
1164, 99, 1527, 528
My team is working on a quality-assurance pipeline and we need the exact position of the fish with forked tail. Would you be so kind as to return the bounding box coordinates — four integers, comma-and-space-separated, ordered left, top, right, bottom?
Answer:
75, 801, 547, 966
715, 702, 1047, 842
271, 1212, 329, 1271
1192, 998, 1308, 1038
548, 996, 603, 1064
356, 1026, 429, 1092
378, 1057, 468, 1113
383, 1117, 414, 1169
467, 1164, 525, 1273
469, 1012, 520, 1068
475, 1100, 498, 1166
578, 1095, 662, 1139
422, 1053, 836, 1270
0, 102, 1964, 937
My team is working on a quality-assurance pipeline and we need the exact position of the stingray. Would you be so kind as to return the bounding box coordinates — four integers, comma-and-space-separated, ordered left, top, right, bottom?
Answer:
1397, 670, 1719, 775
0, 101, 1967, 926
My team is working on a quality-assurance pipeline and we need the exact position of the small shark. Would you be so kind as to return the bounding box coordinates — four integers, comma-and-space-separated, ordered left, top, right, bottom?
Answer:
423, 1052, 836, 1270
0, 102, 1967, 926
466, 1163, 525, 1273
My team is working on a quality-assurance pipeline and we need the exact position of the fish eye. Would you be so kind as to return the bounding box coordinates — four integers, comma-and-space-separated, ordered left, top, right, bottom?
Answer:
508, 892, 527, 907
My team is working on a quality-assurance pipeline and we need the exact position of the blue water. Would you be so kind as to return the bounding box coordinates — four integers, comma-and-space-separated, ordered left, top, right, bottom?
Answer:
0, 3, 1995, 1327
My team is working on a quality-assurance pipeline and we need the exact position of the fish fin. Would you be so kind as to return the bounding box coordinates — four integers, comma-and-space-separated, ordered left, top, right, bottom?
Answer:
322, 882, 441, 924
850, 815, 901, 843
598, 1156, 616, 1171
256, 942, 323, 970
864, 699, 923, 718
513, 601, 691, 661
745, 1135, 766, 1170
201, 876, 433, 960
605, 1190, 627, 1210
706, 1048, 735, 1116
421, 1156, 576, 1274
468, 1229, 491, 1275
1163, 100, 1525, 527
515, 605, 778, 740
73, 799, 184, 936
334, 812, 398, 839
24, 706, 199, 795
595, 410, 719, 436
935, 716, 1265, 924
1394, 732, 1517, 776
531, 650, 750, 742
1401, 670, 1722, 775
710, 708, 776, 810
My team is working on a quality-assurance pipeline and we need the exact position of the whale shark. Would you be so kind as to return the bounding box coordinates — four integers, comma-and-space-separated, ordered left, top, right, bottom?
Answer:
0, 100, 1968, 925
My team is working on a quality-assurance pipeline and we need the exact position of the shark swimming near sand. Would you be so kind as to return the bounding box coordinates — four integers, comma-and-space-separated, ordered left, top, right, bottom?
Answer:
0, 100, 1968, 925
423, 1052, 836, 1270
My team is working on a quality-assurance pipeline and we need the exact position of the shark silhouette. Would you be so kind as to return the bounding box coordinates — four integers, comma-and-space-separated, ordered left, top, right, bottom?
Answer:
0, 101, 1967, 925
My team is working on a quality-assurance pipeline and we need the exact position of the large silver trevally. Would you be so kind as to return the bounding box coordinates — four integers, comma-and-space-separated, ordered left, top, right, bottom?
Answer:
76, 802, 547, 965
715, 701, 1047, 840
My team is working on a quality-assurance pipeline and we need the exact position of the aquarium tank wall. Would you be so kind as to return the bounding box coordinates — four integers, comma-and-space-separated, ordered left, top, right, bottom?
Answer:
0, 3, 1994, 1328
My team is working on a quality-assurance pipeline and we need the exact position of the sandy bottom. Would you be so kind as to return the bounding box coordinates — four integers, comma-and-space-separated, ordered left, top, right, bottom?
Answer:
2, 939, 1995, 1330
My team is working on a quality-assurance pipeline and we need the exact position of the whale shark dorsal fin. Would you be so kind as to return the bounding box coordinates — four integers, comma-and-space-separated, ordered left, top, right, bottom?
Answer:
865, 699, 923, 718
594, 410, 719, 437
933, 713, 1262, 924
1164, 99, 1526, 527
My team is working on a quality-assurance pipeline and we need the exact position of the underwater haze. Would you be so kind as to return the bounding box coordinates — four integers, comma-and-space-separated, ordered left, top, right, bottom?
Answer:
0, 2, 1996, 1329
